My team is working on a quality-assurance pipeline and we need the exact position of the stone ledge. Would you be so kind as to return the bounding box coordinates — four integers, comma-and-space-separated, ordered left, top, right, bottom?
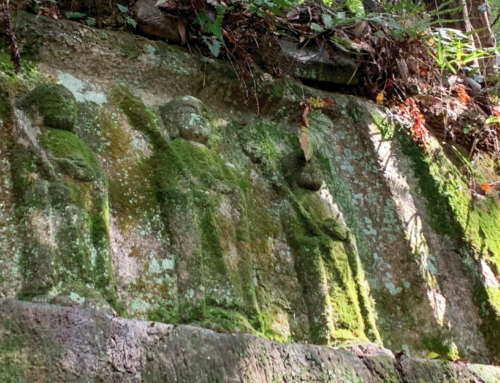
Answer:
1, 299, 499, 382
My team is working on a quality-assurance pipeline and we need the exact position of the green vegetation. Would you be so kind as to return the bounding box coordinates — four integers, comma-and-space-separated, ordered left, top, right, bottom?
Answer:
423, 337, 460, 360
392, 125, 500, 359
42, 128, 100, 171
23, 84, 77, 131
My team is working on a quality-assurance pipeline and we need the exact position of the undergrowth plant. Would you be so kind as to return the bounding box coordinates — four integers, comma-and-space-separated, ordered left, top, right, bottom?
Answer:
428, 28, 497, 75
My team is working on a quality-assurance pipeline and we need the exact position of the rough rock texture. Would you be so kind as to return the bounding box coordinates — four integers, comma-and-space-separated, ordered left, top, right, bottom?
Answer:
279, 39, 359, 85
159, 96, 212, 144
134, 0, 180, 42
2, 299, 500, 382
1, 11, 500, 378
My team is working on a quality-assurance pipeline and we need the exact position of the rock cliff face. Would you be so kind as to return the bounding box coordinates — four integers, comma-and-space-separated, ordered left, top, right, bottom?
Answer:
1, 11, 500, 381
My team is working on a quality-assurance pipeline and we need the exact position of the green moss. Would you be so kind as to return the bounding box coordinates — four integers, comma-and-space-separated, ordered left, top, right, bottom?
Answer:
475, 285, 500, 361
106, 297, 129, 317
397, 132, 461, 237
113, 88, 164, 145
55, 224, 93, 284
23, 126, 115, 301
108, 158, 157, 220
198, 194, 227, 276
192, 306, 258, 335
267, 80, 286, 101
282, 170, 380, 344
0, 80, 13, 123
22, 84, 77, 131
96, 108, 133, 158
0, 41, 39, 81
422, 337, 460, 360
41, 128, 100, 174
241, 120, 285, 170
392, 125, 500, 360
90, 200, 114, 292
259, 308, 291, 342
293, 237, 336, 344
157, 139, 237, 188
395, 127, 500, 261
10, 147, 44, 209
148, 304, 179, 325
0, 319, 30, 381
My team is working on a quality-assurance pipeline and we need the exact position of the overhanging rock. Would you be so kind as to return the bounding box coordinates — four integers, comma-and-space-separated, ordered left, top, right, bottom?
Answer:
279, 38, 359, 85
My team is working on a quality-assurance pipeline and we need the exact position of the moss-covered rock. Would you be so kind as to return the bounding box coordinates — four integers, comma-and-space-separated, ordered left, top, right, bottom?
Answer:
283, 150, 324, 191
20, 84, 77, 132
4, 11, 500, 372
159, 96, 212, 145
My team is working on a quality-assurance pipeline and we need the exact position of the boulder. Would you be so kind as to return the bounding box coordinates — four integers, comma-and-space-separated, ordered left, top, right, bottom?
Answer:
134, 0, 180, 42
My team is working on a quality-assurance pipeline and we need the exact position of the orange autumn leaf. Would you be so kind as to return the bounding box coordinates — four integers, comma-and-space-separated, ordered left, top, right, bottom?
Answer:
376, 91, 384, 104
482, 183, 492, 190
455, 84, 472, 107
322, 97, 335, 106
400, 98, 429, 149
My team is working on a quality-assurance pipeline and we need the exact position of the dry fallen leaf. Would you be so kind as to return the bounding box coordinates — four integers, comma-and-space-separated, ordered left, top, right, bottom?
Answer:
396, 58, 409, 85
178, 18, 187, 45
300, 131, 313, 161
353, 21, 367, 37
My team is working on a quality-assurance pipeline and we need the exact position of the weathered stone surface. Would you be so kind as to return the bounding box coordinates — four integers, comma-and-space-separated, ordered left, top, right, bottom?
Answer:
134, 0, 180, 42
283, 150, 324, 191
1, 299, 500, 382
19, 83, 78, 132
279, 39, 359, 85
1, 11, 500, 377
159, 96, 212, 145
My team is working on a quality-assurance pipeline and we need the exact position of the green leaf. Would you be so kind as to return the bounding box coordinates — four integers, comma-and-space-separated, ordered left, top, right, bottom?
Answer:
203, 37, 222, 57
465, 27, 487, 36
322, 14, 333, 28
311, 23, 325, 32
207, 17, 223, 41
126, 17, 137, 28
427, 352, 440, 359
66, 12, 86, 19
117, 4, 128, 13
269, 6, 286, 17
193, 11, 209, 24
87, 17, 96, 26
330, 36, 353, 52
485, 116, 500, 124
